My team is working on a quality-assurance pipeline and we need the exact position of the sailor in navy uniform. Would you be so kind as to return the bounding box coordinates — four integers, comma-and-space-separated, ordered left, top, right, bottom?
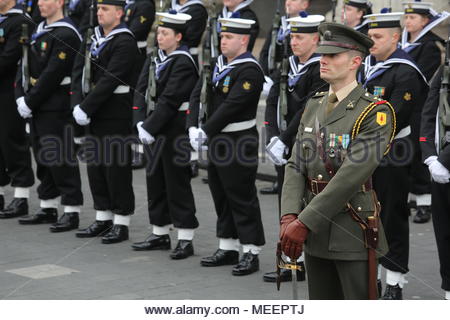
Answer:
259, 0, 311, 77
420, 66, 450, 301
401, 1, 449, 224
169, 1, 207, 178
72, 0, 138, 244
262, 13, 327, 283
258, 0, 312, 196
188, 17, 265, 276
14, 0, 84, 231
68, 0, 90, 30
123, 0, 155, 71
341, 0, 371, 35
170, 0, 207, 65
216, 0, 259, 54
0, 0, 34, 219
360, 10, 429, 299
18, 0, 42, 23
130, 11, 199, 260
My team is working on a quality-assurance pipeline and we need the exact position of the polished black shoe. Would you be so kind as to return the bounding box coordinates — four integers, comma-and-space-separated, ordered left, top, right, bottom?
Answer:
381, 284, 403, 300
0, 198, 28, 219
190, 161, 199, 178
19, 208, 58, 225
76, 220, 113, 238
263, 263, 306, 282
170, 240, 194, 260
232, 252, 259, 276
200, 249, 239, 267
0, 194, 4, 211
259, 182, 278, 195
131, 233, 171, 250
102, 225, 129, 244
413, 206, 431, 223
49, 212, 79, 232
131, 149, 146, 170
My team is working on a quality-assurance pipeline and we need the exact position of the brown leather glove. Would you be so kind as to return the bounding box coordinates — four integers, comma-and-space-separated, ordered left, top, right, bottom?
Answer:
280, 219, 309, 260
279, 214, 298, 239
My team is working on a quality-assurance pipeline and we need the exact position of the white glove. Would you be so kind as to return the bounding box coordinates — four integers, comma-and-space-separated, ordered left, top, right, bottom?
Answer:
137, 121, 155, 145
73, 105, 91, 126
261, 76, 274, 99
426, 156, 450, 184
189, 127, 208, 152
16, 96, 32, 119
266, 136, 287, 166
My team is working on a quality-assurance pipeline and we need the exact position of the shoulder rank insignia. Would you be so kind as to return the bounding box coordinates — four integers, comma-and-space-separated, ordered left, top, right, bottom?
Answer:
58, 51, 67, 60
140, 16, 147, 24
243, 81, 251, 91
376, 112, 387, 126
403, 92, 412, 101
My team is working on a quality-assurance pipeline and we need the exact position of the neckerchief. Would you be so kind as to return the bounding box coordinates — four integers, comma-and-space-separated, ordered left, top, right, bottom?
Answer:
212, 51, 262, 87
31, 17, 82, 44
288, 54, 321, 87
362, 48, 427, 86
90, 23, 134, 58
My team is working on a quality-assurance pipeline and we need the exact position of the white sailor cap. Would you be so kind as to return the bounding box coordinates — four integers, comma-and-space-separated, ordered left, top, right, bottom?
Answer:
364, 9, 404, 29
403, 1, 433, 15
344, 0, 370, 9
157, 10, 192, 32
287, 12, 325, 33
218, 17, 255, 34
97, 0, 126, 6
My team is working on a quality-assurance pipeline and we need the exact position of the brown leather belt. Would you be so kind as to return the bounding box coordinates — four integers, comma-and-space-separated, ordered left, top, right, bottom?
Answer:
306, 177, 372, 195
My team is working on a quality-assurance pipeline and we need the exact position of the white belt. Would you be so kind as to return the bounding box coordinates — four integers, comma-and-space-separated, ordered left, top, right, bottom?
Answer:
60, 76, 71, 85
114, 85, 130, 94
221, 119, 256, 133
137, 41, 147, 49
189, 47, 199, 55
394, 125, 411, 140
178, 102, 189, 111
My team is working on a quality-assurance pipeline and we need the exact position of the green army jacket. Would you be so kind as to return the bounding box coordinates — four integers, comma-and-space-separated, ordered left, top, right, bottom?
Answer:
281, 84, 395, 261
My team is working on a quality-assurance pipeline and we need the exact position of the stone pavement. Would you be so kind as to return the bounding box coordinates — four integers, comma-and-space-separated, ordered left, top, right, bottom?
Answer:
0, 161, 445, 300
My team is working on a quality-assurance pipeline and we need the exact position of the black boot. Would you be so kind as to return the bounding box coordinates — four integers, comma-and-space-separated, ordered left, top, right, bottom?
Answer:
413, 206, 431, 223
19, 208, 58, 225
381, 284, 403, 300
102, 225, 129, 244
170, 240, 194, 259
131, 233, 171, 250
200, 249, 239, 267
76, 220, 113, 238
0, 194, 4, 211
0, 198, 28, 219
259, 182, 278, 195
263, 263, 306, 282
49, 212, 79, 232
232, 252, 259, 276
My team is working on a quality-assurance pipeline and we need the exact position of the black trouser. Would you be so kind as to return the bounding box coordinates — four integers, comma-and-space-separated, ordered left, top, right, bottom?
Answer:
305, 253, 371, 300
431, 181, 450, 290
207, 128, 265, 246
0, 90, 34, 188
145, 114, 197, 228
31, 111, 82, 205
409, 117, 431, 195
373, 164, 410, 273
86, 119, 134, 215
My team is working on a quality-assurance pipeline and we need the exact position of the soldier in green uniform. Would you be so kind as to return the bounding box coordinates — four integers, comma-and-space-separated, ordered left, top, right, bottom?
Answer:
279, 22, 395, 299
